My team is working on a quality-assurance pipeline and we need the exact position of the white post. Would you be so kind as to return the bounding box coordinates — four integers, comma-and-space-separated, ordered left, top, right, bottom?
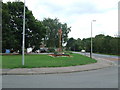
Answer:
22, 0, 25, 65
90, 20, 96, 58
90, 21, 92, 58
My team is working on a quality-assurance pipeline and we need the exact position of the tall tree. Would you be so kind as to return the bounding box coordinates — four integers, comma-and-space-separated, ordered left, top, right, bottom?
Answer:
2, 2, 46, 53
82, 38, 91, 52
42, 18, 71, 48
109, 37, 118, 54
93, 34, 105, 53
66, 34, 119, 55
66, 38, 75, 50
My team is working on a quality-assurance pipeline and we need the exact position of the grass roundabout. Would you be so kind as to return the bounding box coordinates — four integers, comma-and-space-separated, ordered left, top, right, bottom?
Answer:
2, 53, 97, 68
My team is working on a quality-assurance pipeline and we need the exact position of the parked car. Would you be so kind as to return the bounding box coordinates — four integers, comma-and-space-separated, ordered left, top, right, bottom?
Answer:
81, 50, 85, 53
40, 48, 48, 53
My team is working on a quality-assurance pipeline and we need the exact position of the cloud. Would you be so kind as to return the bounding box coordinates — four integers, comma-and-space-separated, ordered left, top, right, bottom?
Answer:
3, 0, 119, 39
29, 0, 105, 18
68, 8, 118, 39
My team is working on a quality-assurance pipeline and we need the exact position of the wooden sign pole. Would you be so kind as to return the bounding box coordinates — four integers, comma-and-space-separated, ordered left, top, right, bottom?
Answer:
58, 29, 62, 52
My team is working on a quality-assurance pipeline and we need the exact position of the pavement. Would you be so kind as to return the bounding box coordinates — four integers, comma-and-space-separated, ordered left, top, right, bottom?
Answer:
1, 56, 115, 75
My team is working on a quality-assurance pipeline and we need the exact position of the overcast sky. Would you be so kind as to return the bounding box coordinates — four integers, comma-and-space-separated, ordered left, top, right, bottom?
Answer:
3, 0, 119, 39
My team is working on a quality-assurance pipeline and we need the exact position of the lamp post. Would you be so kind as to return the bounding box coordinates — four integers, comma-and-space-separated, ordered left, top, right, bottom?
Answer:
90, 20, 96, 58
22, 0, 26, 65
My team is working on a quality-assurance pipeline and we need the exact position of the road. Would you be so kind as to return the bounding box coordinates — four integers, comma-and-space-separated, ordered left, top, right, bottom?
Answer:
74, 52, 119, 65
2, 52, 119, 88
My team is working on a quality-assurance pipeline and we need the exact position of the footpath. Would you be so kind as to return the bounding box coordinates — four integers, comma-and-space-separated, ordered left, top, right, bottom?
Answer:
1, 56, 114, 75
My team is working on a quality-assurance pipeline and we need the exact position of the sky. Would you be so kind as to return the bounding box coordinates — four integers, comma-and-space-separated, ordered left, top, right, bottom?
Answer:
3, 0, 119, 39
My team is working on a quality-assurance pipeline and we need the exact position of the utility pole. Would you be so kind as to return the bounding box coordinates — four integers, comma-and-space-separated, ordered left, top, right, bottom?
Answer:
22, 0, 25, 65
90, 20, 96, 58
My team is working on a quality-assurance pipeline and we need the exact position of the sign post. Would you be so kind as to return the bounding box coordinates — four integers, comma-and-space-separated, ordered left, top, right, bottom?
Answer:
58, 29, 62, 52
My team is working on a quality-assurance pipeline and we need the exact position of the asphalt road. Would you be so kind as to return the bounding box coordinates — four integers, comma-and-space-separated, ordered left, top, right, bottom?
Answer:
74, 52, 119, 65
2, 52, 119, 88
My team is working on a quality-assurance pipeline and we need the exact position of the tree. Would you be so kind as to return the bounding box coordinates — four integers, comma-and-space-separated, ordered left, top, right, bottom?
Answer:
74, 38, 82, 51
109, 37, 118, 55
102, 35, 113, 53
66, 34, 119, 55
2, 2, 46, 53
93, 34, 105, 53
66, 38, 82, 51
42, 18, 71, 48
82, 38, 91, 52
66, 38, 75, 51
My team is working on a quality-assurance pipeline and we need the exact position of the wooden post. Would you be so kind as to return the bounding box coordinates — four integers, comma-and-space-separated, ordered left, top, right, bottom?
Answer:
58, 29, 62, 52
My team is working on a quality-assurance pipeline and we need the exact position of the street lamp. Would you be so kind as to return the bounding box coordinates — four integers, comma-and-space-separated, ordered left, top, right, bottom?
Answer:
22, 0, 26, 65
90, 20, 96, 58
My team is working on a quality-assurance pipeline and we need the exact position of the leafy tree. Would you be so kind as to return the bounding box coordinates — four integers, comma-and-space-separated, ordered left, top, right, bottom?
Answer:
66, 38, 82, 51
109, 38, 118, 54
93, 34, 105, 53
66, 37, 75, 50
82, 38, 91, 52
75, 38, 82, 51
2, 2, 46, 53
42, 18, 71, 48
102, 35, 113, 53
66, 34, 119, 55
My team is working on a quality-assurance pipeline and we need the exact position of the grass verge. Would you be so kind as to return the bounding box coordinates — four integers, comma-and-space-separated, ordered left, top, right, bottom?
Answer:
2, 53, 97, 68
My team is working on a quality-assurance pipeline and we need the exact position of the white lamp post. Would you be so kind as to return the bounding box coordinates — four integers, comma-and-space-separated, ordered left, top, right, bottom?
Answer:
22, 0, 26, 65
90, 20, 96, 58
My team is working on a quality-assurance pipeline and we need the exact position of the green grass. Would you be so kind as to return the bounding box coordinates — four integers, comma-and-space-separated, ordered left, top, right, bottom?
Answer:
0, 55, 2, 68
2, 53, 97, 69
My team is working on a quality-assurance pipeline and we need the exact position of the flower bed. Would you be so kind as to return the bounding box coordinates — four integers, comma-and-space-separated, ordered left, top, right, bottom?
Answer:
49, 54, 71, 57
